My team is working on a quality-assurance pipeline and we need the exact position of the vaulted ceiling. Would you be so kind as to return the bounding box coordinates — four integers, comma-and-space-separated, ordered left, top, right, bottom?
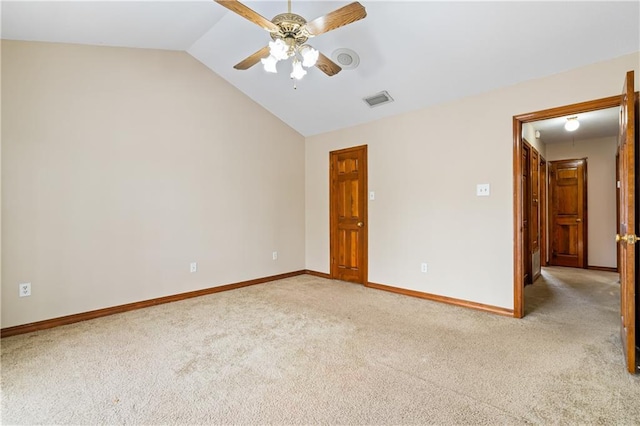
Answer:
3, 1, 639, 136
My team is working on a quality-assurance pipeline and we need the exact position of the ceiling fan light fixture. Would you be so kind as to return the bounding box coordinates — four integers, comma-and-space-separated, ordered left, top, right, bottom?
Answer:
299, 45, 319, 68
261, 55, 278, 73
565, 116, 580, 132
215, 0, 367, 81
290, 59, 307, 80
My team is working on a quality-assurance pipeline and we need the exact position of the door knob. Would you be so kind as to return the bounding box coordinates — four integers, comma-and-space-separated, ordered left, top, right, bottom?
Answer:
357, 222, 364, 227
617, 234, 639, 244
576, 218, 582, 222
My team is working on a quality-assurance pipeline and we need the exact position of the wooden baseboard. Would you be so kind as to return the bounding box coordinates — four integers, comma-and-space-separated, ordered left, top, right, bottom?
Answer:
305, 273, 513, 317
587, 265, 618, 273
2, 270, 514, 337
1, 270, 306, 338
304, 270, 332, 279
366, 281, 514, 317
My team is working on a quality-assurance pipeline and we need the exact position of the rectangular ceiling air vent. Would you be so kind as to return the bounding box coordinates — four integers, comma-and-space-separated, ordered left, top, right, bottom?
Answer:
363, 91, 394, 108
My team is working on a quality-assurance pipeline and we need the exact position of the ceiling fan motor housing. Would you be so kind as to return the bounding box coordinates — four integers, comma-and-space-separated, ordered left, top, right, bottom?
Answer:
270, 13, 310, 48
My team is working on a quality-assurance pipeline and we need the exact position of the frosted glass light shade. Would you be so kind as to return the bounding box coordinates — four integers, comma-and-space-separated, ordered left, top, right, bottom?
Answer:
290, 59, 307, 80
565, 117, 580, 132
300, 45, 319, 68
261, 55, 278, 73
269, 39, 289, 61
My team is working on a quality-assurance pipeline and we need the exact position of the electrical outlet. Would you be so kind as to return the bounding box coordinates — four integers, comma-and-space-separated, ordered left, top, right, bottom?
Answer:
19, 283, 31, 297
190, 262, 197, 273
272, 251, 278, 260
421, 263, 428, 273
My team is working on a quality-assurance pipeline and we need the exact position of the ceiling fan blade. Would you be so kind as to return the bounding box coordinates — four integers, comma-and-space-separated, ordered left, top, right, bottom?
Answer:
304, 2, 367, 36
315, 52, 342, 77
215, 0, 278, 32
234, 46, 271, 70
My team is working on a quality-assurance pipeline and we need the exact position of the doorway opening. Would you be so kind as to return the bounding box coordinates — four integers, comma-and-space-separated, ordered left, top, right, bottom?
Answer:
512, 95, 622, 318
513, 70, 638, 374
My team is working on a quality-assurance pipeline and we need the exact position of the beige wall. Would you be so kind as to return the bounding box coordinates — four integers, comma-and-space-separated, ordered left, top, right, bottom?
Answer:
545, 137, 618, 268
3, 40, 638, 326
306, 52, 639, 309
1, 41, 306, 328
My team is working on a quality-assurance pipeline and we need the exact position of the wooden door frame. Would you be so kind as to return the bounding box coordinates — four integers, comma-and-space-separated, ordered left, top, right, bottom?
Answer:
513, 95, 621, 318
329, 145, 368, 285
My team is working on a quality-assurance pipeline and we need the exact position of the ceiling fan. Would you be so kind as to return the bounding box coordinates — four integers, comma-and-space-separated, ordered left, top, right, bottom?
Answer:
214, 0, 367, 80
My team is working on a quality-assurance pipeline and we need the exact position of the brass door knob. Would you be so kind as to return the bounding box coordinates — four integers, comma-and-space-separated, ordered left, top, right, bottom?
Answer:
576, 218, 582, 222
617, 234, 639, 244
357, 222, 364, 227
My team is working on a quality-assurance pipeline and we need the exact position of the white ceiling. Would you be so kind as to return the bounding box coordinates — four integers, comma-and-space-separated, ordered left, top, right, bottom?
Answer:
2, 1, 639, 136
530, 107, 620, 145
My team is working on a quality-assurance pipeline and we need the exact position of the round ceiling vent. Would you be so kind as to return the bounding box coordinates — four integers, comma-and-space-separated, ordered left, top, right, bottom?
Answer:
331, 48, 360, 70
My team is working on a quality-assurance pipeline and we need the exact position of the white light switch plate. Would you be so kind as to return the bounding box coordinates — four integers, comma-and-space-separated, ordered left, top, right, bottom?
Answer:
477, 184, 490, 196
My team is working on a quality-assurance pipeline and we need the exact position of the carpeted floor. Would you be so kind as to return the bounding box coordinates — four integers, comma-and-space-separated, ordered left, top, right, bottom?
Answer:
1, 267, 639, 424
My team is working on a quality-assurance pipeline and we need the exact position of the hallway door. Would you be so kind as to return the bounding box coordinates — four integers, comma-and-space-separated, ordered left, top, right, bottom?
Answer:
522, 143, 532, 283
540, 158, 548, 267
616, 70, 637, 374
549, 158, 587, 268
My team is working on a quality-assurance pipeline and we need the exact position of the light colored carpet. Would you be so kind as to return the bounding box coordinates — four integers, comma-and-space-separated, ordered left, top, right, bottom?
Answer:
2, 267, 639, 424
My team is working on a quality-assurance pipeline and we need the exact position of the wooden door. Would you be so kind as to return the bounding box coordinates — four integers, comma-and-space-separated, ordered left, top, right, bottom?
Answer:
531, 148, 541, 280
616, 153, 621, 273
540, 157, 548, 266
330, 145, 368, 284
531, 149, 540, 255
616, 70, 637, 374
549, 159, 587, 268
522, 142, 532, 284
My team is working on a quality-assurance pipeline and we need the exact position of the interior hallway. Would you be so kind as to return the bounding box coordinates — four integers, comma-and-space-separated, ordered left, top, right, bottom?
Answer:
525, 266, 621, 319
